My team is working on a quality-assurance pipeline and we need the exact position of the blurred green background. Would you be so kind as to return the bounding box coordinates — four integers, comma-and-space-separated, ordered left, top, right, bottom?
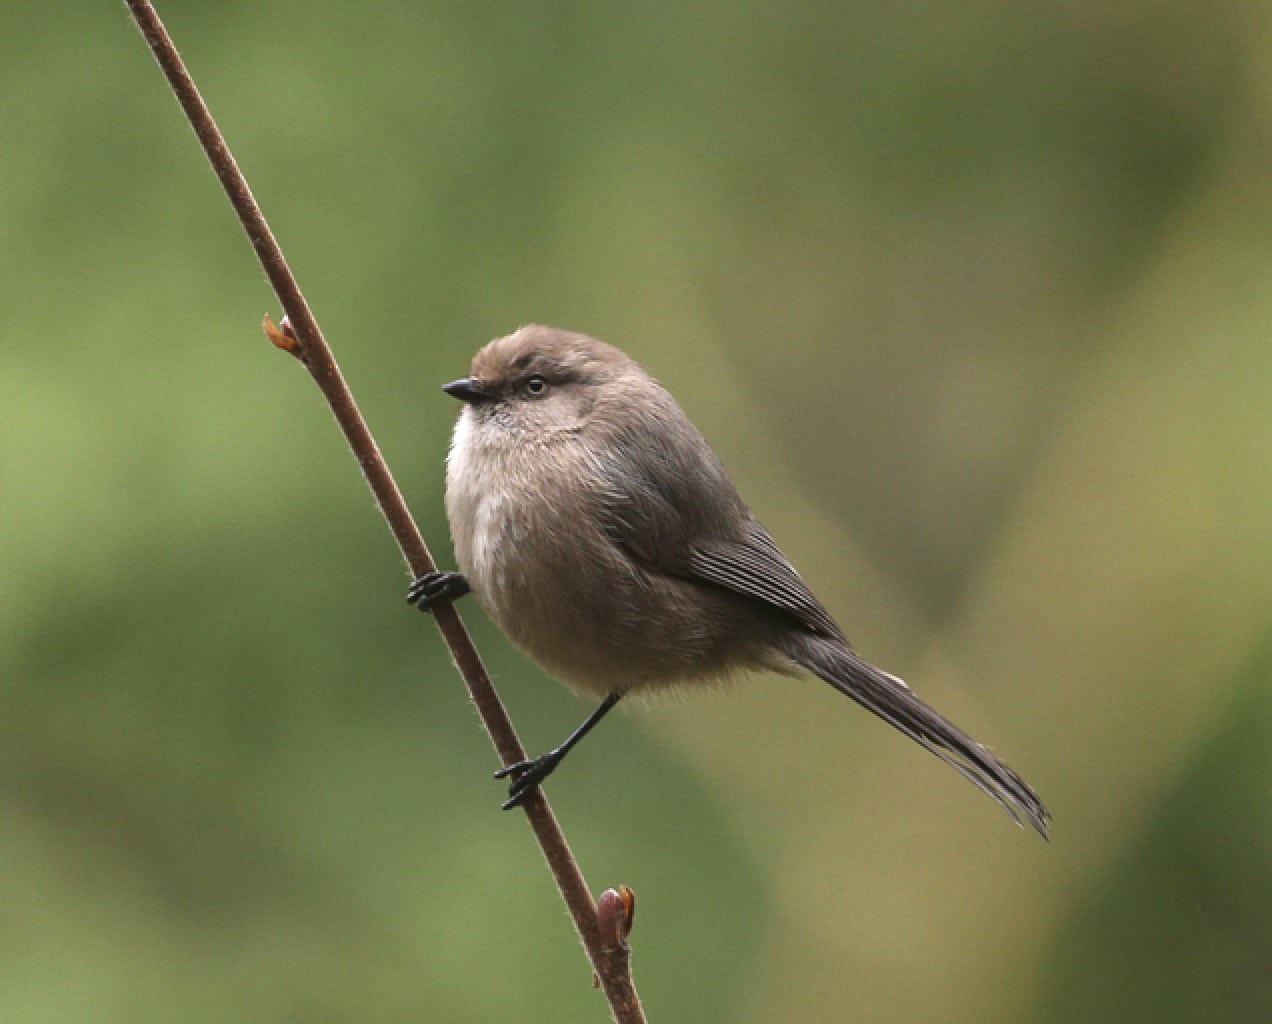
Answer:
4, 2, 1272, 1021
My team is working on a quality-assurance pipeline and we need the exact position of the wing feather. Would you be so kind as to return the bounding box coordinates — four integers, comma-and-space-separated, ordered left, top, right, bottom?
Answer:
688, 522, 844, 640
592, 404, 842, 641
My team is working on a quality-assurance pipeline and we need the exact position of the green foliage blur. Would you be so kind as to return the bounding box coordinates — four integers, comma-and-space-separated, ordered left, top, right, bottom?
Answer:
5, 2, 1272, 1021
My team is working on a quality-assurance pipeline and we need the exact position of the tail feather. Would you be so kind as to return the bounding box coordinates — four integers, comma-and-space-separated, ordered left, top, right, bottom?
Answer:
804, 642, 1050, 838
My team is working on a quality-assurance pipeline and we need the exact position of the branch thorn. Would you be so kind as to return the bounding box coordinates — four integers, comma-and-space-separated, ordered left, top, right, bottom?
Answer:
597, 885, 637, 952
263, 313, 301, 357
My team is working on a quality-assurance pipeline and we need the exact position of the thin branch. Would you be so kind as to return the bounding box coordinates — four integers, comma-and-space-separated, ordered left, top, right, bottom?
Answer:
123, 3, 645, 1020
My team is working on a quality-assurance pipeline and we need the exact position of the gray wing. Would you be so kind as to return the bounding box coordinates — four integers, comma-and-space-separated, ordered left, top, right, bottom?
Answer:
687, 520, 844, 641
593, 402, 844, 642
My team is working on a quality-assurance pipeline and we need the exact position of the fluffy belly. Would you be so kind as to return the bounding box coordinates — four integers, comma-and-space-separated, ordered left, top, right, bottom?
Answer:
461, 499, 739, 695
445, 423, 761, 696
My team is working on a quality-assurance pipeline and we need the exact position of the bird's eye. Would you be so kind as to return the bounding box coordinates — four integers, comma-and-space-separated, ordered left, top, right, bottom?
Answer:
523, 375, 548, 396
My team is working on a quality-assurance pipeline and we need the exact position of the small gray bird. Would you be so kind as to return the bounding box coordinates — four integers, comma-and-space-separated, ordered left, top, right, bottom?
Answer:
409, 325, 1049, 837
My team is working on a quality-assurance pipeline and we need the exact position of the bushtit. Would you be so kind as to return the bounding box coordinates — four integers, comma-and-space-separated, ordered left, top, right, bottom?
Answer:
409, 325, 1049, 837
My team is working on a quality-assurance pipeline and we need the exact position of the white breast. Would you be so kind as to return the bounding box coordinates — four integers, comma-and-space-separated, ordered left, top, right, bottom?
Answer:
445, 410, 531, 615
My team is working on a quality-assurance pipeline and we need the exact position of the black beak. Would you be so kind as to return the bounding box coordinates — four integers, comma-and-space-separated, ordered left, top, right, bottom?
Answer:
443, 377, 491, 404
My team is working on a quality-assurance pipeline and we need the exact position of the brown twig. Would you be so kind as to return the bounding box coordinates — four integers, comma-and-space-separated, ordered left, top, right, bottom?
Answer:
123, 3, 645, 1020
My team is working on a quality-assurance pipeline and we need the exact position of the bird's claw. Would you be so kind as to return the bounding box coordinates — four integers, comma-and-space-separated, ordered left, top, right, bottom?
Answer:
495, 751, 563, 810
406, 571, 470, 610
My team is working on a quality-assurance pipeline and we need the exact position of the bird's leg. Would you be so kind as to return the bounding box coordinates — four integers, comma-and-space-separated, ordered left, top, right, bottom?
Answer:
406, 571, 470, 610
496, 691, 624, 810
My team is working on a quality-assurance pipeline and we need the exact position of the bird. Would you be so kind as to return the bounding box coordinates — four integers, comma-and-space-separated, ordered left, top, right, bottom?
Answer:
408, 325, 1050, 838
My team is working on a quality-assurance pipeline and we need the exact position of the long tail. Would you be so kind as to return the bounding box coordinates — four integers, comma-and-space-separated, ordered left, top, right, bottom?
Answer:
800, 639, 1050, 838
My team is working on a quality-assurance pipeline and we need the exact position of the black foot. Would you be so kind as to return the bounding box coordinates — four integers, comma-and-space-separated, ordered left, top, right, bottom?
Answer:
406, 571, 470, 610
494, 750, 565, 810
